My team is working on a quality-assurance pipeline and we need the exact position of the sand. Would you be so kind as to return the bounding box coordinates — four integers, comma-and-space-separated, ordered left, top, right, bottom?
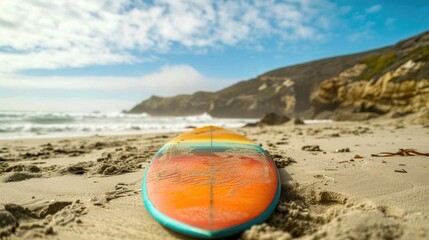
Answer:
0, 120, 428, 239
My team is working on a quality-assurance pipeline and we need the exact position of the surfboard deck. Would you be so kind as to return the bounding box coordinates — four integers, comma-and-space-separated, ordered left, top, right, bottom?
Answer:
142, 126, 280, 239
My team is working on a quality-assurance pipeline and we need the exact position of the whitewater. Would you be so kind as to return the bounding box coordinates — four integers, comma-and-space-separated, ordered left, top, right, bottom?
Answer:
0, 111, 258, 139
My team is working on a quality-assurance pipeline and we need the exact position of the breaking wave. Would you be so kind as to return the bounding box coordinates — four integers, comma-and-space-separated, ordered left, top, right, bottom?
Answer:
0, 111, 256, 139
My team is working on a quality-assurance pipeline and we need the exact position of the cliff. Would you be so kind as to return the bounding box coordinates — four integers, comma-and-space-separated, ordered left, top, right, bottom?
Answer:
127, 31, 429, 121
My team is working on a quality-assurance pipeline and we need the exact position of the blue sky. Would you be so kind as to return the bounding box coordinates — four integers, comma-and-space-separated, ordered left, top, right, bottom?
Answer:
0, 0, 428, 112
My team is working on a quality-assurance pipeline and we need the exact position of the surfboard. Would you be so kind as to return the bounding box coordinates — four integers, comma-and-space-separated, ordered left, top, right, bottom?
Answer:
142, 126, 280, 239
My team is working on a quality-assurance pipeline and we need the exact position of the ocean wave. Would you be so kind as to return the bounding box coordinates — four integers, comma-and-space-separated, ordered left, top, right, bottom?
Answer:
0, 111, 150, 122
182, 112, 212, 121
0, 111, 256, 139
303, 119, 334, 124
0, 122, 252, 135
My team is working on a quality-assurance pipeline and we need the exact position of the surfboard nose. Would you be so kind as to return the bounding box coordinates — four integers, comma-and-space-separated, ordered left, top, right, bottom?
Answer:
167, 125, 253, 145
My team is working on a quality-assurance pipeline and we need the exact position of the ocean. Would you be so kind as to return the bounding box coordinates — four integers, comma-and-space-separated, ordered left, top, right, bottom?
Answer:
0, 111, 258, 139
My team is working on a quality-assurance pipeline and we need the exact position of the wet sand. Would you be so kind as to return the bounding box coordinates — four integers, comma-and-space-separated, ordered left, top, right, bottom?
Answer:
1, 120, 428, 239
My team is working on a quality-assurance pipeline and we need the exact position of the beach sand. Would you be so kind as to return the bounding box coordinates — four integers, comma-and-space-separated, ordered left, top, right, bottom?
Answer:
1, 120, 428, 239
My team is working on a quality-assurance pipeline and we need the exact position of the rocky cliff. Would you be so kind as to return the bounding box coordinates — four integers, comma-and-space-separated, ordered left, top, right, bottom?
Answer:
127, 31, 429, 121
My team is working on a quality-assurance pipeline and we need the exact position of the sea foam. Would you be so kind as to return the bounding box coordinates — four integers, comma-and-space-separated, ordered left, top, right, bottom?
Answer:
0, 111, 256, 139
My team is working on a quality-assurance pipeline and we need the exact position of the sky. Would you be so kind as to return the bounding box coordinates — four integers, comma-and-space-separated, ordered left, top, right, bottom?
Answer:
0, 0, 428, 112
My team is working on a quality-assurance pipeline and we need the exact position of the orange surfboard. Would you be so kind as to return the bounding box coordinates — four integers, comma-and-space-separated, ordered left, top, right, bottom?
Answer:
142, 126, 280, 238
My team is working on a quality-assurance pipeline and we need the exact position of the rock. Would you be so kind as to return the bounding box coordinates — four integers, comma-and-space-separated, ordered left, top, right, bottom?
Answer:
246, 113, 291, 127
246, 113, 290, 127
259, 113, 291, 125
293, 118, 305, 125
1, 172, 42, 183
311, 57, 429, 121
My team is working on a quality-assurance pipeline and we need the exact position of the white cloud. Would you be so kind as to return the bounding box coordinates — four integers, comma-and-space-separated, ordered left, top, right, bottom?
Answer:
366, 4, 382, 14
138, 64, 227, 95
348, 30, 371, 42
0, 64, 229, 95
340, 6, 352, 14
0, 0, 337, 73
0, 48, 137, 72
347, 21, 375, 42
385, 18, 395, 27
348, 4, 382, 42
0, 64, 231, 111
0, 96, 134, 112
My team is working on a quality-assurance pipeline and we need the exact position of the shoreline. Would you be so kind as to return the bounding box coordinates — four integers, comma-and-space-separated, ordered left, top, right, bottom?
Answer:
1, 119, 428, 239
0, 119, 337, 141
